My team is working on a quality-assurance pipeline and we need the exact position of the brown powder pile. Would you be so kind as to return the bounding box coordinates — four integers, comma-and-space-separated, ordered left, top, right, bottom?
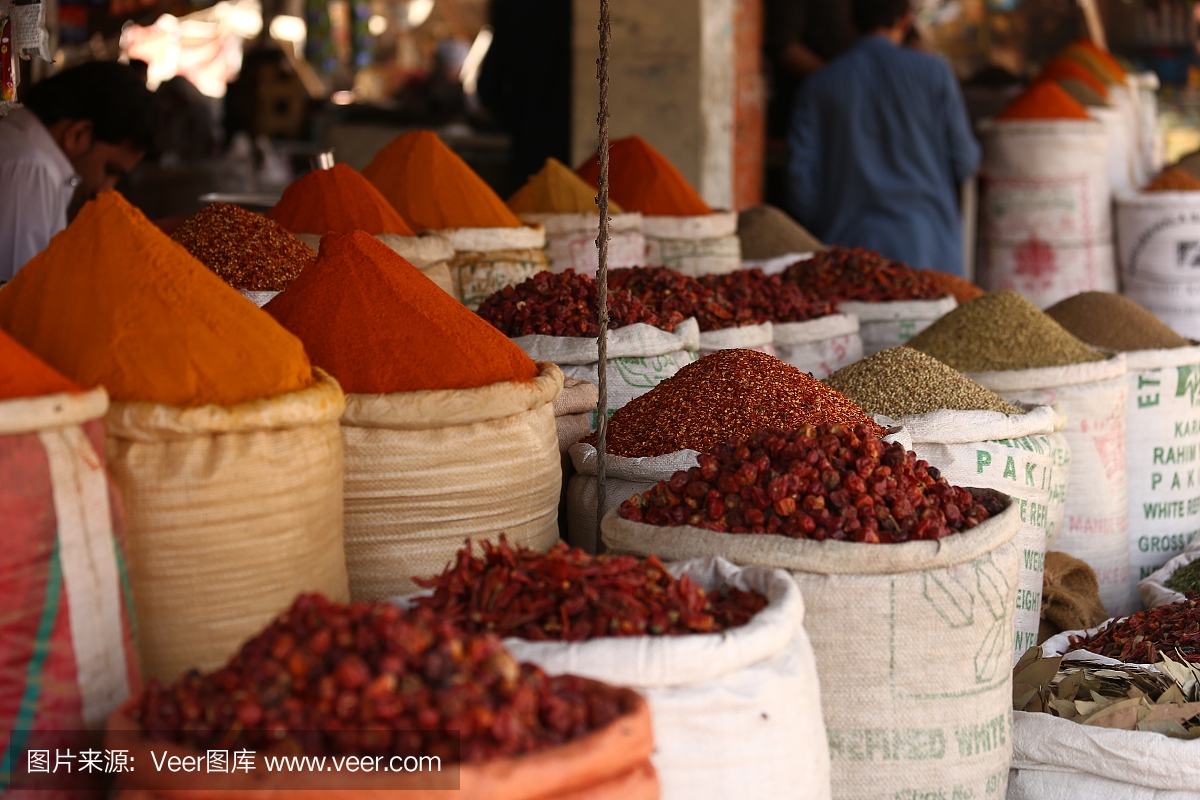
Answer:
737, 205, 824, 260
1045, 292, 1189, 351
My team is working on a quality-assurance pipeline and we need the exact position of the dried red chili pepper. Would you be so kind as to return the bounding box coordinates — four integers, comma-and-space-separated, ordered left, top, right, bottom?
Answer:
619, 422, 998, 542
476, 269, 682, 337
698, 269, 836, 324
132, 594, 627, 762
609, 266, 755, 332
1067, 593, 1200, 664
782, 246, 950, 303
414, 536, 767, 641
582, 349, 884, 457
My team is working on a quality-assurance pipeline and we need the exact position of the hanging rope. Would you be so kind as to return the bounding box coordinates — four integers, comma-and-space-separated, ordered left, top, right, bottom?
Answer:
594, 0, 612, 550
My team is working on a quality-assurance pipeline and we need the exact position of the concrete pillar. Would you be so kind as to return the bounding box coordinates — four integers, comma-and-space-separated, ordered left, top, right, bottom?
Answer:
572, 0, 750, 210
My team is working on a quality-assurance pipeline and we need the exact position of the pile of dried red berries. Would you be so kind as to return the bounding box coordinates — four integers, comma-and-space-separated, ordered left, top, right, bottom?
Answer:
620, 423, 1000, 542
132, 594, 629, 762
414, 537, 767, 641
609, 266, 752, 332
699, 269, 835, 324
782, 246, 950, 303
1067, 594, 1200, 664
476, 269, 681, 337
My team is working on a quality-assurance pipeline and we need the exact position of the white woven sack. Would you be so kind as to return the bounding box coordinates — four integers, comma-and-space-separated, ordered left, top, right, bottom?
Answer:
504, 557, 831, 800
837, 297, 957, 356
512, 318, 700, 429
554, 377, 598, 454
1009, 711, 1200, 800
644, 235, 741, 277
239, 289, 280, 307
1135, 72, 1164, 181
772, 313, 862, 379
1122, 276, 1200, 340
641, 211, 738, 239
566, 424, 914, 557
977, 118, 1110, 245
981, 240, 1117, 310
104, 370, 349, 682
439, 224, 546, 252
1139, 545, 1200, 609
340, 362, 563, 599
1121, 345, 1200, 598
518, 212, 644, 277
2, 387, 134, 728
968, 355, 1133, 616
1089, 105, 1136, 197
601, 493, 1022, 800
1112, 75, 1150, 190
904, 405, 1059, 660
741, 252, 815, 276
1115, 191, 1200, 283
697, 322, 774, 355
450, 248, 550, 310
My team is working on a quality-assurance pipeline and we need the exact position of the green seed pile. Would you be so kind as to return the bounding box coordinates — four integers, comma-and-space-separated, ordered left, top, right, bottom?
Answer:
906, 290, 1104, 372
824, 347, 1024, 417
172, 202, 316, 291
1045, 292, 1190, 352
582, 349, 883, 457
1165, 559, 1200, 595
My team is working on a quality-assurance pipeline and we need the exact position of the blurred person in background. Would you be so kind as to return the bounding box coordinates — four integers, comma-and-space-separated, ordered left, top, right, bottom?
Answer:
0, 61, 155, 280
764, 0, 855, 138
786, 0, 979, 275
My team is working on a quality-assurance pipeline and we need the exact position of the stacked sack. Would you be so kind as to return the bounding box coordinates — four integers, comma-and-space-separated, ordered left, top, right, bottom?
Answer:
1047, 292, 1200, 601
267, 162, 459, 300
476, 269, 698, 430
827, 347, 1065, 659
265, 232, 563, 599
364, 131, 548, 308
602, 416, 1022, 799
978, 81, 1116, 307
0, 191, 348, 682
0, 330, 139, 794
406, 541, 831, 799
781, 246, 957, 355
1114, 166, 1200, 338
508, 157, 644, 276
578, 136, 741, 276
909, 291, 1133, 616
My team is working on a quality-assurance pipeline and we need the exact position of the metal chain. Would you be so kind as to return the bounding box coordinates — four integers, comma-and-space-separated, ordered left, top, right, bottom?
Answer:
594, 0, 612, 551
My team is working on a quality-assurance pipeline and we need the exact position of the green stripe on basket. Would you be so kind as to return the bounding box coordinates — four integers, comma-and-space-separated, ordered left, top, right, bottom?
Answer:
1, 539, 63, 788
113, 538, 139, 650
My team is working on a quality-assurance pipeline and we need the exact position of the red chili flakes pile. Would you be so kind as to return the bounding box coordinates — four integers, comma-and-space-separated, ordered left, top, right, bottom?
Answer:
782, 246, 950, 303
620, 423, 999, 542
171, 202, 316, 291
414, 537, 768, 641
1067, 593, 1200, 664
477, 269, 682, 337
609, 266, 754, 332
133, 594, 629, 762
698, 269, 835, 323
584, 349, 883, 457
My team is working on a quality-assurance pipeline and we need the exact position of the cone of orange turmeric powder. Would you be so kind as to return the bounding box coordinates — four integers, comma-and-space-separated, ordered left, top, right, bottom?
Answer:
268, 162, 460, 299
362, 130, 548, 308
264, 230, 563, 599
577, 135, 740, 276
507, 157, 645, 277
0, 191, 349, 684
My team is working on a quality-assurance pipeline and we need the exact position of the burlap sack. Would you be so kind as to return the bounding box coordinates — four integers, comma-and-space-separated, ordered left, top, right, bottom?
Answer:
104, 370, 349, 682
970, 355, 1132, 616
601, 492, 1022, 800
641, 212, 741, 276
439, 226, 549, 309
519, 212, 644, 277
837, 297, 957, 356
501, 558, 830, 800
340, 362, 563, 599
772, 313, 863, 379
554, 377, 598, 454
904, 405, 1060, 660
1038, 551, 1108, 645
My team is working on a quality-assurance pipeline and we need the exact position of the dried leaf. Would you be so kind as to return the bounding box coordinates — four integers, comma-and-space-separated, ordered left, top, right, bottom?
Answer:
1080, 698, 1144, 730
1140, 702, 1200, 726
1014, 684, 1039, 711
1138, 719, 1190, 737
1014, 652, 1062, 690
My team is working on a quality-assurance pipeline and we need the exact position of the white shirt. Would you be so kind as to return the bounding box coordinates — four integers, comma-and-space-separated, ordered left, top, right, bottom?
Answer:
0, 107, 81, 281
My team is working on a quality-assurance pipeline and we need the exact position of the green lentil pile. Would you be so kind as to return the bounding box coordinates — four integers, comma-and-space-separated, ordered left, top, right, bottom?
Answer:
1166, 559, 1200, 595
1045, 292, 1190, 352
906, 290, 1104, 372
824, 347, 1023, 418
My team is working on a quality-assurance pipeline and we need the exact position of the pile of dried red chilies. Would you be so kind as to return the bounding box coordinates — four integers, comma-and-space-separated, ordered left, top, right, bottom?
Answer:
1068, 593, 1200, 664
413, 537, 768, 641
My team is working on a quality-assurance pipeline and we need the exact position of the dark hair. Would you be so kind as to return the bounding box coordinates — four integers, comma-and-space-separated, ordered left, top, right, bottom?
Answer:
24, 61, 156, 152
851, 0, 912, 33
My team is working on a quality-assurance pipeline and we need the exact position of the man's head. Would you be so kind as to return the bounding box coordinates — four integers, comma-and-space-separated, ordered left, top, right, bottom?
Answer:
851, 0, 913, 37
24, 61, 156, 214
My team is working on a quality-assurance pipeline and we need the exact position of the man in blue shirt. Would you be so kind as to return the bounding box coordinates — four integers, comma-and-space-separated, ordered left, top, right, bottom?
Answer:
787, 0, 980, 275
